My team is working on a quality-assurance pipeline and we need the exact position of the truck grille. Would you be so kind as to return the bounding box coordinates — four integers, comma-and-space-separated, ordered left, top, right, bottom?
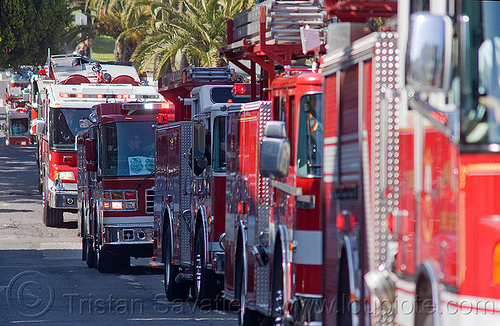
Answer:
146, 189, 154, 214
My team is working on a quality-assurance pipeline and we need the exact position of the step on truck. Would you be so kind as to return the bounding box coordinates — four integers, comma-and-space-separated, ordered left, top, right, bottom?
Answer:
32, 52, 160, 227
154, 65, 253, 305
77, 101, 168, 273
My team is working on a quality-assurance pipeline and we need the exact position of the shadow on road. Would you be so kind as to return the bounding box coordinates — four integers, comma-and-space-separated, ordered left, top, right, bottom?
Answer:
0, 208, 33, 213
50, 220, 78, 230
119, 264, 164, 276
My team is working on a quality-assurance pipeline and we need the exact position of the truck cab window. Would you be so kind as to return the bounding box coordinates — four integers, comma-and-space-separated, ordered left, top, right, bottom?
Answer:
213, 116, 227, 172
9, 118, 29, 136
192, 122, 210, 175
102, 121, 155, 176
49, 108, 90, 150
297, 93, 323, 177
464, 1, 500, 144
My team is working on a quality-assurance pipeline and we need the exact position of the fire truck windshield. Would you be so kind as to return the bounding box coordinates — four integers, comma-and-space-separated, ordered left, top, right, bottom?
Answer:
465, 1, 500, 145
9, 118, 29, 136
211, 87, 251, 103
101, 121, 155, 176
50, 108, 91, 150
297, 93, 323, 177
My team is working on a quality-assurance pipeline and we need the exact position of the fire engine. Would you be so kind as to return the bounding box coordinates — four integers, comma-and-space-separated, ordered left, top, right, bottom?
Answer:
321, 0, 500, 325
77, 101, 166, 273
318, 1, 398, 325
4, 78, 32, 146
33, 52, 160, 227
154, 66, 252, 304
4, 106, 31, 146
221, 0, 327, 324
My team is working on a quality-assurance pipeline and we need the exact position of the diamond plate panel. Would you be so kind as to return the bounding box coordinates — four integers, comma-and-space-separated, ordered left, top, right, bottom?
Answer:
255, 101, 273, 312
178, 121, 193, 262
371, 32, 399, 326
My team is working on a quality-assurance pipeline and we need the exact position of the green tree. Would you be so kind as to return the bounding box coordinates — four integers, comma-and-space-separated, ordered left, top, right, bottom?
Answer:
130, 0, 254, 79
84, 0, 150, 61
0, 0, 72, 68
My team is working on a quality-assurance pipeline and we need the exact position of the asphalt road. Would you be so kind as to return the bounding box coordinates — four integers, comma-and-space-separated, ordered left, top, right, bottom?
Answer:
0, 72, 238, 325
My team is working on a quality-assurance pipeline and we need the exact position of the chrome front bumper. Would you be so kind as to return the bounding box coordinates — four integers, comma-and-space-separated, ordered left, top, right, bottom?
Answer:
49, 189, 78, 209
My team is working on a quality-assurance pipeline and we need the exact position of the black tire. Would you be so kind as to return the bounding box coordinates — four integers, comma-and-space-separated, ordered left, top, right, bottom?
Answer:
37, 172, 43, 195
193, 230, 216, 306
43, 200, 63, 227
81, 207, 86, 261
119, 255, 130, 268
96, 249, 119, 273
85, 238, 96, 268
36, 146, 42, 195
164, 223, 189, 301
337, 254, 352, 326
415, 276, 434, 326
237, 265, 261, 326
82, 237, 87, 261
271, 244, 285, 323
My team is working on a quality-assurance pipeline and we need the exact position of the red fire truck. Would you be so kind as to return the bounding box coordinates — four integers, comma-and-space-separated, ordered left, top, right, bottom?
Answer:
4, 79, 32, 146
4, 106, 31, 146
221, 1, 327, 324
77, 101, 167, 272
319, 1, 398, 325
154, 66, 252, 304
322, 0, 500, 325
33, 53, 160, 227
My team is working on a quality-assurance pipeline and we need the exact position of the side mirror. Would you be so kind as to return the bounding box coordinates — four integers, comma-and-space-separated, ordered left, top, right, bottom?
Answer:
406, 12, 453, 93
22, 88, 30, 102
36, 120, 46, 135
79, 118, 90, 129
85, 138, 96, 162
260, 121, 290, 178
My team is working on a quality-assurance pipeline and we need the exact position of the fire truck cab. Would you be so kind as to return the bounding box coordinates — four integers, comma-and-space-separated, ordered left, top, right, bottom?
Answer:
77, 101, 167, 273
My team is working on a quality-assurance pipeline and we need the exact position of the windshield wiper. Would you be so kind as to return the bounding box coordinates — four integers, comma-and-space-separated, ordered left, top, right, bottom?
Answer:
136, 171, 155, 188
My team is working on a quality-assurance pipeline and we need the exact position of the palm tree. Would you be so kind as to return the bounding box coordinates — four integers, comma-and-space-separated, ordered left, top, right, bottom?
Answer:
130, 0, 254, 79
84, 0, 150, 61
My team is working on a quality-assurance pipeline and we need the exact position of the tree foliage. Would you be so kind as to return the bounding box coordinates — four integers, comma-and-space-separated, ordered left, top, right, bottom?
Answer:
92, 0, 151, 61
0, 0, 72, 68
130, 0, 254, 79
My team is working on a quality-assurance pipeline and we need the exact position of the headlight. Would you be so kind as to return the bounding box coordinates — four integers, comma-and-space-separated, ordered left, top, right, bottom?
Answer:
54, 171, 75, 181
103, 190, 138, 211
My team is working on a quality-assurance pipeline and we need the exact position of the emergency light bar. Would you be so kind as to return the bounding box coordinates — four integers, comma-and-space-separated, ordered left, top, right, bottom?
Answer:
232, 83, 252, 96
59, 92, 159, 100
122, 102, 172, 111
